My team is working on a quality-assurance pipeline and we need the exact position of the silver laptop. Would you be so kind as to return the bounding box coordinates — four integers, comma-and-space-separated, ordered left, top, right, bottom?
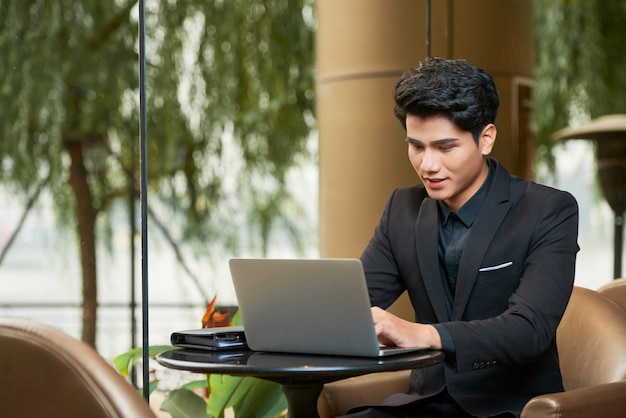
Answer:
228, 258, 426, 357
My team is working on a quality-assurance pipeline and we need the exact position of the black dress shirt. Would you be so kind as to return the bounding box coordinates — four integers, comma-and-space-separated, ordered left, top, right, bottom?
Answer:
433, 160, 495, 353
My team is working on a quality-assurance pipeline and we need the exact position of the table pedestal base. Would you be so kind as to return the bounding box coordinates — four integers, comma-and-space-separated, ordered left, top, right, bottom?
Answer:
281, 383, 324, 418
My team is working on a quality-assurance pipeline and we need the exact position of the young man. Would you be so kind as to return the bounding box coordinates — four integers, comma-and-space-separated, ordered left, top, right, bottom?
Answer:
348, 58, 580, 417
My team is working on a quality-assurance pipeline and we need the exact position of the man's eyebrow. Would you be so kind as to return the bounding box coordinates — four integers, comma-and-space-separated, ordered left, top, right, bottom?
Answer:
405, 137, 459, 145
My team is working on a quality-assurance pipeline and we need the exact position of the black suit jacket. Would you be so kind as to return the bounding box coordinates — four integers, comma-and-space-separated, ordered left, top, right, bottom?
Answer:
361, 158, 579, 417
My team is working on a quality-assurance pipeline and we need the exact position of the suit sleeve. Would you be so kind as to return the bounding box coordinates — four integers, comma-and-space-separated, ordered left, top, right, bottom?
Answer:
360, 189, 407, 309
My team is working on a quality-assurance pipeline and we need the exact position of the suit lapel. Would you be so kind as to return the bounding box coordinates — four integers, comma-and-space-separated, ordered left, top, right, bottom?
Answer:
415, 198, 450, 322
452, 161, 512, 319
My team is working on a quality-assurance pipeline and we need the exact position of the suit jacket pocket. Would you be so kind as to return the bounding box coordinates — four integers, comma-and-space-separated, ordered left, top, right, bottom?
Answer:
469, 262, 522, 318
475, 261, 520, 282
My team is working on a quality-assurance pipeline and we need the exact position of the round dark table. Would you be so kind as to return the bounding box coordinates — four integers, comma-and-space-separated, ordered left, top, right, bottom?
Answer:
157, 348, 444, 418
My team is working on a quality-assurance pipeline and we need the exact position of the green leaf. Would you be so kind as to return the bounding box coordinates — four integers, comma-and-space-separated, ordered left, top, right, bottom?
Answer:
207, 375, 286, 418
182, 378, 210, 391
232, 378, 287, 418
133, 380, 161, 397
231, 310, 243, 326
206, 374, 245, 416
160, 389, 211, 418
113, 345, 174, 377
113, 348, 140, 377
147, 380, 160, 396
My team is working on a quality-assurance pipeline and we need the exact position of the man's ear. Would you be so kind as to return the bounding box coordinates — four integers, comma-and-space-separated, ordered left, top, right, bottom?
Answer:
480, 123, 497, 156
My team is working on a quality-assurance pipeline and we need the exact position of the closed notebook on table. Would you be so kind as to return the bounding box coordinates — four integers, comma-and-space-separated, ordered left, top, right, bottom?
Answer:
171, 326, 247, 351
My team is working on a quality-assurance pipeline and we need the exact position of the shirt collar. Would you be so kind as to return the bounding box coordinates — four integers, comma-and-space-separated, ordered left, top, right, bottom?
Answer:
438, 159, 495, 227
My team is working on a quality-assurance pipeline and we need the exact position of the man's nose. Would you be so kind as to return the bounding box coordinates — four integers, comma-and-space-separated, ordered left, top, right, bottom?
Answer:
420, 149, 439, 172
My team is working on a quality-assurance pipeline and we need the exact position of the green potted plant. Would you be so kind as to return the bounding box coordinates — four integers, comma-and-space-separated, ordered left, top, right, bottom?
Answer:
114, 297, 287, 418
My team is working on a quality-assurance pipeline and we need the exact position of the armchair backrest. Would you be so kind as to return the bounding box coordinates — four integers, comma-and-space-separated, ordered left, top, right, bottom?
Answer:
597, 277, 626, 310
0, 317, 156, 418
556, 286, 626, 390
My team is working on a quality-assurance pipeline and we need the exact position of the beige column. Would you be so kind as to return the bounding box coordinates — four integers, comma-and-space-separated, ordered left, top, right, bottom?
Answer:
316, 0, 428, 259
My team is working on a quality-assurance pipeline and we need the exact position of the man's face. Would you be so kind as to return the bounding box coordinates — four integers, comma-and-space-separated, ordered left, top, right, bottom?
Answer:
405, 114, 495, 212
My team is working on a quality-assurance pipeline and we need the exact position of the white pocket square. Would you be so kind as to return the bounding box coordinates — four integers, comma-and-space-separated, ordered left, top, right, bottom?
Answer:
479, 261, 513, 272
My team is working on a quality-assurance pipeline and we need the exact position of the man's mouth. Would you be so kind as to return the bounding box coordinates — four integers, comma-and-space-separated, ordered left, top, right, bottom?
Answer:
424, 178, 446, 188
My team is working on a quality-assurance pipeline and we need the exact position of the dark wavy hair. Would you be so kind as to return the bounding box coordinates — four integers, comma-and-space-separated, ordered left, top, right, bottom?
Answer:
394, 58, 500, 143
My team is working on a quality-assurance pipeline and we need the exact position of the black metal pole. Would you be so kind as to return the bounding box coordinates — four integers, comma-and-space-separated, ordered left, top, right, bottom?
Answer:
129, 175, 137, 386
426, 0, 431, 58
138, 0, 150, 402
615, 213, 624, 279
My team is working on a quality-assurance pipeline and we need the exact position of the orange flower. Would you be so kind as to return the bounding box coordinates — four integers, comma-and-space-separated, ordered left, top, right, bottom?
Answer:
201, 295, 232, 328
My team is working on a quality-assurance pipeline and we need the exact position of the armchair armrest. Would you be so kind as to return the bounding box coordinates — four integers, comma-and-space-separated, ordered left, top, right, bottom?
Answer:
318, 370, 411, 418
521, 380, 626, 418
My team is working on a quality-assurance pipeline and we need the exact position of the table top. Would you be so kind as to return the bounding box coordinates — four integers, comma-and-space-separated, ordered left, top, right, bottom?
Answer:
157, 348, 444, 385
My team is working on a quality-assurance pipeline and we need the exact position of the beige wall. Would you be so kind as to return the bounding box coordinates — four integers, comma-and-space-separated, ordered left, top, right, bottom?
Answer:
316, 0, 534, 260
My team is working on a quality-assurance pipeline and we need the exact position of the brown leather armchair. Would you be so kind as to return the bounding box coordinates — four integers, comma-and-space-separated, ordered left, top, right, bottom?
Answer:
318, 287, 626, 418
0, 317, 156, 418
598, 277, 626, 309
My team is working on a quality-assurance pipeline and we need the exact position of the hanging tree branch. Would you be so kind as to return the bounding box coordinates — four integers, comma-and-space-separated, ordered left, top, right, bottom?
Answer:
102, 142, 212, 306
0, 172, 51, 267
146, 205, 211, 306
